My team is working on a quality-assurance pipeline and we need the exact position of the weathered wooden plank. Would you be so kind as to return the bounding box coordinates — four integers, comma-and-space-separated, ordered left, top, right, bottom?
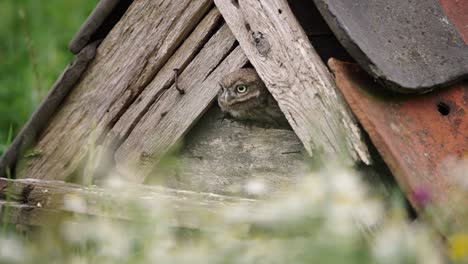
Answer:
166, 107, 308, 196
16, 0, 213, 181
113, 28, 249, 181
214, 0, 370, 165
93, 8, 223, 179
0, 178, 256, 228
0, 178, 255, 209
104, 8, 222, 153
0, 41, 100, 178
0, 201, 70, 227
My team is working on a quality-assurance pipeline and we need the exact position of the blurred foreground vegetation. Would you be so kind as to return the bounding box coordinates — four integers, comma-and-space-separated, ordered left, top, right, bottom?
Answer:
0, 0, 96, 154
2, 168, 462, 264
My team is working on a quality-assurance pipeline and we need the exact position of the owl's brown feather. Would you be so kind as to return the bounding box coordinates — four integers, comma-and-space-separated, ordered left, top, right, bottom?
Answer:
218, 68, 289, 128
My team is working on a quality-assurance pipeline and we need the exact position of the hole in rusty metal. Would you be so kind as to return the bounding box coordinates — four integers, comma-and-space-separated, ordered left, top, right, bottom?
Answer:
437, 101, 450, 116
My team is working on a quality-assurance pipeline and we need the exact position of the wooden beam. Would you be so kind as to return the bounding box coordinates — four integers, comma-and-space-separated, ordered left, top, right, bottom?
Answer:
214, 0, 370, 164
16, 0, 214, 181
168, 107, 308, 195
0, 201, 70, 227
0, 178, 256, 228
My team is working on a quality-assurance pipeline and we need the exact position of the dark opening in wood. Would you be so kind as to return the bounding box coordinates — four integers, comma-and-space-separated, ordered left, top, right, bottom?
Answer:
90, 0, 134, 43
288, 0, 354, 63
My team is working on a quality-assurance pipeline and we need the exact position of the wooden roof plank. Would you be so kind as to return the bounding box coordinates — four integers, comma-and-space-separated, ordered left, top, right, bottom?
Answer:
214, 0, 370, 165
15, 0, 213, 181
103, 7, 223, 157
113, 28, 249, 181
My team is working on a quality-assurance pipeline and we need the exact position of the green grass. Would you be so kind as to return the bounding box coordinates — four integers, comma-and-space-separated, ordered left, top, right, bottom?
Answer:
0, 0, 96, 155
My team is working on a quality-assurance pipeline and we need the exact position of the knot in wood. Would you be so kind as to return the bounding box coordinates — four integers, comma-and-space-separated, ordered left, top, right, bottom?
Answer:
251, 31, 270, 56
140, 151, 152, 161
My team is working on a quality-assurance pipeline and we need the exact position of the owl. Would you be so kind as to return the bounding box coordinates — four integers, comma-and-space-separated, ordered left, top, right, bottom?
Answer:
218, 68, 289, 128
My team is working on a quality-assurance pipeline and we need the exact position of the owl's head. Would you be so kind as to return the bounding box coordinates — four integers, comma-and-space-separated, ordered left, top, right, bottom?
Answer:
218, 68, 266, 111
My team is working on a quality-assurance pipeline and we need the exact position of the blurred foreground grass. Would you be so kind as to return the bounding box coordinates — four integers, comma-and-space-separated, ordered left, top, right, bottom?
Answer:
0, 0, 96, 154
0, 168, 458, 264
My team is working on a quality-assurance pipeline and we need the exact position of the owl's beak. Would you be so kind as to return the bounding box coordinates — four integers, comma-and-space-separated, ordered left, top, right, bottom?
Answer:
224, 90, 235, 104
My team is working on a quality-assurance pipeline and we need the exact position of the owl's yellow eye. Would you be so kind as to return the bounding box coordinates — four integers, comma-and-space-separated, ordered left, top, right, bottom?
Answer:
236, 85, 248, 93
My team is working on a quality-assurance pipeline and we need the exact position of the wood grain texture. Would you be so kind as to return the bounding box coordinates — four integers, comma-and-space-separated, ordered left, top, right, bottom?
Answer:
104, 8, 222, 151
214, 0, 370, 165
165, 107, 308, 196
1, 41, 100, 178
113, 27, 249, 181
16, 0, 213, 181
0, 178, 256, 229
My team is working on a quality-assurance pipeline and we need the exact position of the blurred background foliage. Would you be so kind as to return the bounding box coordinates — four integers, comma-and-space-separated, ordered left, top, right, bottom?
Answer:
0, 0, 96, 154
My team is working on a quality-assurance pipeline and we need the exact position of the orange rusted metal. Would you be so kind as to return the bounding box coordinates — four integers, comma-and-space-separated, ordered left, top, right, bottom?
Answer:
437, 0, 468, 44
329, 59, 468, 231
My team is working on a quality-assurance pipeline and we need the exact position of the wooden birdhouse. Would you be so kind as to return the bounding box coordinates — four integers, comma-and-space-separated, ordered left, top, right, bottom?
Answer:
0, 0, 466, 233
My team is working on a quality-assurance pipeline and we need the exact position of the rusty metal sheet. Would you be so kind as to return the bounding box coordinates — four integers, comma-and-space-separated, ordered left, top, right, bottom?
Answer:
437, 0, 468, 44
314, 0, 468, 92
328, 59, 468, 232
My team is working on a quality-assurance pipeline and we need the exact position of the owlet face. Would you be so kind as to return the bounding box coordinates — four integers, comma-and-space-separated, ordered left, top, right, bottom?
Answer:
217, 68, 289, 128
217, 68, 266, 114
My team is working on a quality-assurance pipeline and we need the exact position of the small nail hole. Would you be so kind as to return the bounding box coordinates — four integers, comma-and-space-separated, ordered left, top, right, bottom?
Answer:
278, 9, 282, 14
245, 23, 251, 31
231, 0, 239, 8
436, 101, 450, 116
